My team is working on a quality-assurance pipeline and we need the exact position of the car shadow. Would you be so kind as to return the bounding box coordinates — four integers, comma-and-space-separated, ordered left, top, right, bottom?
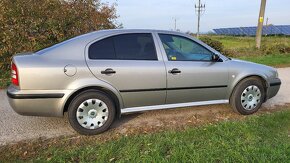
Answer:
111, 113, 142, 129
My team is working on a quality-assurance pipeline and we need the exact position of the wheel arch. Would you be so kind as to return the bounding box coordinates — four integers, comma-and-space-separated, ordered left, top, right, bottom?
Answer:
63, 86, 122, 117
228, 74, 268, 102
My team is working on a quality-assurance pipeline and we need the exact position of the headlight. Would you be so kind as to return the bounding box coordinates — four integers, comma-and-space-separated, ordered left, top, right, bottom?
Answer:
275, 70, 279, 78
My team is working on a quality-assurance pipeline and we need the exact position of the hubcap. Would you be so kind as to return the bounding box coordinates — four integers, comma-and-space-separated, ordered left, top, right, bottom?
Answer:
76, 99, 109, 129
241, 85, 261, 110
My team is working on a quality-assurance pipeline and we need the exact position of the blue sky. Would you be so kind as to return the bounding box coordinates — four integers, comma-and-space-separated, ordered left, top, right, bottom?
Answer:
104, 0, 290, 33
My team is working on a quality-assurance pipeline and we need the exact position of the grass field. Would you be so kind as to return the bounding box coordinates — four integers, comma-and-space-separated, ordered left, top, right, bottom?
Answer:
237, 53, 290, 67
1, 109, 289, 162
211, 36, 290, 66
212, 35, 290, 50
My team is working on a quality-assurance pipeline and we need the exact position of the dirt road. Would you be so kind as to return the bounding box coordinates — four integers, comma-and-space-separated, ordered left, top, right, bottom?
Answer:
0, 68, 289, 146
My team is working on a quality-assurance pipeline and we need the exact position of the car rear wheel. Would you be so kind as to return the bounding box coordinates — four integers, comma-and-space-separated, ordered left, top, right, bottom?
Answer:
68, 90, 115, 135
230, 77, 265, 115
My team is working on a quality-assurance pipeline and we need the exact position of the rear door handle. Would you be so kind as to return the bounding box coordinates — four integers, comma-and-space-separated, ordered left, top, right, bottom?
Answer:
168, 68, 181, 74
101, 68, 116, 75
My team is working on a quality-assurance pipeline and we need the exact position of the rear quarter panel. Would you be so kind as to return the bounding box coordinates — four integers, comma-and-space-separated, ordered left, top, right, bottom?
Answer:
14, 55, 91, 90
12, 32, 125, 111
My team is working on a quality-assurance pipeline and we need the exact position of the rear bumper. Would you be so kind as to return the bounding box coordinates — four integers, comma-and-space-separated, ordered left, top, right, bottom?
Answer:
266, 78, 281, 100
7, 85, 71, 117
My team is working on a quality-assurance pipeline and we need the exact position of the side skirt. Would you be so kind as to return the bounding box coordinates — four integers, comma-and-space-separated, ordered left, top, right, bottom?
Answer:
121, 100, 229, 114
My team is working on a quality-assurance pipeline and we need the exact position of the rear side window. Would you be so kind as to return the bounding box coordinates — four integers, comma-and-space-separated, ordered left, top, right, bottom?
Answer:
113, 34, 157, 60
89, 33, 157, 60
89, 37, 116, 59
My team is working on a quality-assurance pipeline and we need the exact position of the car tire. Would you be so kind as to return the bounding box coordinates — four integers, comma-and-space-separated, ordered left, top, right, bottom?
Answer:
230, 77, 265, 115
68, 90, 116, 135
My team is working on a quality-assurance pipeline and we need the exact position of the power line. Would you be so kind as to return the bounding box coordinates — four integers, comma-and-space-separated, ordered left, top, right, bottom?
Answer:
195, 0, 205, 38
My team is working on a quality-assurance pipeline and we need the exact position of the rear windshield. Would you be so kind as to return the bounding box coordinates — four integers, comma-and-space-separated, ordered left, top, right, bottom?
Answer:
36, 38, 76, 55
36, 31, 97, 55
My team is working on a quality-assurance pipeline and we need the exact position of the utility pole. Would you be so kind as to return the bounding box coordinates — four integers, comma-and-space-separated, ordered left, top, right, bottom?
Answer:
195, 0, 205, 38
256, 0, 267, 49
173, 18, 178, 31
265, 17, 269, 36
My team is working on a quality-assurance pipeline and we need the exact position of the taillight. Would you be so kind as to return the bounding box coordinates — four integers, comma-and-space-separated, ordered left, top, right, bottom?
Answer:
11, 63, 19, 86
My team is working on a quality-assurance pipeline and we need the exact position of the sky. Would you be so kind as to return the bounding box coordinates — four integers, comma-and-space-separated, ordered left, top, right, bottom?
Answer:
104, 0, 290, 33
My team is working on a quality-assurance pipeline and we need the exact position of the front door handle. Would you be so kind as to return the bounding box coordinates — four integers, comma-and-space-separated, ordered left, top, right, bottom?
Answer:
101, 68, 116, 75
168, 68, 181, 74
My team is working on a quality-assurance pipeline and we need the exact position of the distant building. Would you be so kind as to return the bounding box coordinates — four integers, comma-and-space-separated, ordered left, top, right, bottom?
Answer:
213, 25, 290, 36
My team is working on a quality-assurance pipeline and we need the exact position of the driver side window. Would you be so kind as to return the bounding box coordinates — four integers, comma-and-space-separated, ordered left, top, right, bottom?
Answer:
159, 34, 213, 61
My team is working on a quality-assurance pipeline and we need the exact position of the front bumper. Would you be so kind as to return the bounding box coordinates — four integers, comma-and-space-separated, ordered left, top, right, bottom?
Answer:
7, 85, 71, 117
266, 78, 281, 100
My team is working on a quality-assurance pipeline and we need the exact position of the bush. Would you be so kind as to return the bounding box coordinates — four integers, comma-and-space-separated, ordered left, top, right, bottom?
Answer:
261, 43, 290, 55
221, 49, 239, 57
199, 37, 224, 53
0, 70, 10, 88
0, 0, 120, 72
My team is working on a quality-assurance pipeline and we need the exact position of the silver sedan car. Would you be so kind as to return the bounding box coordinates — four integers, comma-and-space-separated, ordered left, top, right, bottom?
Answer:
7, 29, 281, 135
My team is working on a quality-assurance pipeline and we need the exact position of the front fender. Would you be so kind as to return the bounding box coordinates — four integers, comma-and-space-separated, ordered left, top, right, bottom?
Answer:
227, 73, 267, 99
225, 59, 278, 100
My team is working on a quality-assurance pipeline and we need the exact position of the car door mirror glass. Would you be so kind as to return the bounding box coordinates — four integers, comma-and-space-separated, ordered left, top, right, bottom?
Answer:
212, 54, 220, 62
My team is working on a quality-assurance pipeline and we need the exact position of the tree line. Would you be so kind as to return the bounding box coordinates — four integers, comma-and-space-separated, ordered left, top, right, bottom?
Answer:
0, 0, 120, 71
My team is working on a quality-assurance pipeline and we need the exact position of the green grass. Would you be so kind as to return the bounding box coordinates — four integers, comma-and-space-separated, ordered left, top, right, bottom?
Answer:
214, 36, 256, 49
237, 53, 290, 67
201, 35, 290, 67
2, 110, 290, 162
211, 35, 290, 50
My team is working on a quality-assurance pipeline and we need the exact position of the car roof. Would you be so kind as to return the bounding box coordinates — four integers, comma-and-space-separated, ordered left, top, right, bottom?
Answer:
79, 29, 188, 41
37, 29, 226, 61
96, 28, 182, 34
37, 29, 188, 55
36, 29, 182, 55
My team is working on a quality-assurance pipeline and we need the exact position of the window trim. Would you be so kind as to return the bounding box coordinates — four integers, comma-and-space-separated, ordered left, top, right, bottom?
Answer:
88, 33, 159, 61
158, 33, 223, 62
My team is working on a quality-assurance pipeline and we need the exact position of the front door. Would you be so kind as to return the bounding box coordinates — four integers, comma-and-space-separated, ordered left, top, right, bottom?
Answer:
158, 34, 229, 104
86, 33, 166, 108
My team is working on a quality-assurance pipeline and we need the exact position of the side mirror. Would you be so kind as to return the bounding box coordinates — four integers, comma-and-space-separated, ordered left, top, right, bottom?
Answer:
212, 54, 220, 62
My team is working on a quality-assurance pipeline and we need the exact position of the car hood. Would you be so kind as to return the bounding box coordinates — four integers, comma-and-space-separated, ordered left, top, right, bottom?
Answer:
230, 58, 273, 69
228, 58, 278, 79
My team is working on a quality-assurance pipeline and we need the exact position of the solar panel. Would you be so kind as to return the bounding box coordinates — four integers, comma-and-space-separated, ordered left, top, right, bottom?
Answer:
213, 25, 290, 36
263, 25, 281, 35
276, 25, 290, 35
213, 29, 222, 35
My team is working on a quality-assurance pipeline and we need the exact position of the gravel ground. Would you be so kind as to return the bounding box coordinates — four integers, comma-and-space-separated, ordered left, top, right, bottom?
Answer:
0, 68, 289, 146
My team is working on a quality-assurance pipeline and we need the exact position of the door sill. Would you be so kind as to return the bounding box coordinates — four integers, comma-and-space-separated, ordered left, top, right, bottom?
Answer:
121, 100, 229, 114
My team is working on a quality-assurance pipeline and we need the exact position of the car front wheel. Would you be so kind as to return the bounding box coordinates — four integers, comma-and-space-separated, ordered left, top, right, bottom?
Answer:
230, 77, 265, 115
68, 90, 115, 135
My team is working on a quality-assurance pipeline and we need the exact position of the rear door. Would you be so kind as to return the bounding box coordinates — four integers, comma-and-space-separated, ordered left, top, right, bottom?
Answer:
157, 33, 229, 104
86, 33, 167, 108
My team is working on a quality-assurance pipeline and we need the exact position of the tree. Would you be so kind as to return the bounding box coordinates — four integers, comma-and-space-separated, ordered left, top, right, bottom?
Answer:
0, 0, 121, 71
